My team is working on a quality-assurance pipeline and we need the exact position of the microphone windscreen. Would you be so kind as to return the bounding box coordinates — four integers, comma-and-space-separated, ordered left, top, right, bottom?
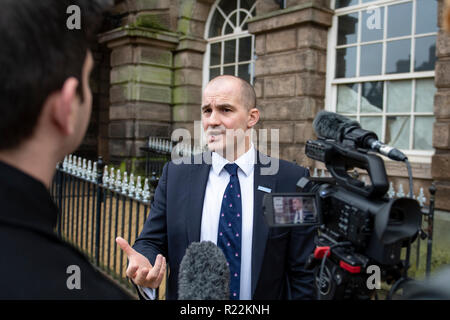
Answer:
178, 241, 230, 300
312, 110, 360, 140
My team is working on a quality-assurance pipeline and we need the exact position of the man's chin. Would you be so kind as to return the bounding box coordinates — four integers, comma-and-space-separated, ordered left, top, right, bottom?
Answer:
206, 141, 224, 154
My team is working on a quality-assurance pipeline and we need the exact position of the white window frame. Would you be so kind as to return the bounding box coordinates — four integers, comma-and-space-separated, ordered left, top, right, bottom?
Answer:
326, 0, 437, 163
202, 0, 257, 90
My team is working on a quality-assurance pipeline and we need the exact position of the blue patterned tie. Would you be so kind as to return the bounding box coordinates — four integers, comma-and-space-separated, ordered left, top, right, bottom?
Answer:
217, 163, 242, 300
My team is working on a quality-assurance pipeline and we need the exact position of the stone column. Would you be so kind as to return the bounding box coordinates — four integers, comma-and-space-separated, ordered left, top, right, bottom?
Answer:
99, 26, 179, 169
432, 0, 450, 210
248, 2, 332, 166
171, 0, 211, 142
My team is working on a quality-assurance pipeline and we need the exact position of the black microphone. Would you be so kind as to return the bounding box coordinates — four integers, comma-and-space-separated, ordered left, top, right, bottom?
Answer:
178, 241, 230, 300
312, 110, 407, 161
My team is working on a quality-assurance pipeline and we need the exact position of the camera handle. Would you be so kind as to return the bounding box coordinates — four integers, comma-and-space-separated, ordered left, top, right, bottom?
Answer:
323, 141, 389, 198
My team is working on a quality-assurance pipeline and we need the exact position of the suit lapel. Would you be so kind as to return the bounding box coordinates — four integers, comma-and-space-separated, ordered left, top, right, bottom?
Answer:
251, 152, 276, 297
186, 154, 211, 244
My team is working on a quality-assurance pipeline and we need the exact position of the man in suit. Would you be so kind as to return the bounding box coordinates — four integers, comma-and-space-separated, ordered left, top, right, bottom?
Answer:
0, 0, 132, 299
117, 75, 316, 300
293, 198, 305, 224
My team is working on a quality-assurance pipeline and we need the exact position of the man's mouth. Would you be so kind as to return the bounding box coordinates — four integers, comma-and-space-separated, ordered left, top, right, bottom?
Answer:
206, 131, 225, 142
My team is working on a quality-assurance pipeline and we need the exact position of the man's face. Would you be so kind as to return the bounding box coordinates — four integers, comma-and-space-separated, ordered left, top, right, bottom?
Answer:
292, 198, 302, 211
201, 78, 251, 154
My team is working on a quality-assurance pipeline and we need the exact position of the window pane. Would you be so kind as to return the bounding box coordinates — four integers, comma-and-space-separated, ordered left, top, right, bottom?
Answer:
209, 67, 220, 80
416, 0, 438, 34
415, 78, 436, 113
360, 116, 382, 140
386, 116, 410, 149
361, 6, 384, 42
219, 0, 237, 16
386, 39, 411, 74
361, 82, 383, 113
224, 39, 236, 64
360, 43, 382, 76
387, 3, 412, 38
335, 0, 358, 9
210, 42, 221, 66
336, 47, 357, 78
241, 0, 256, 11
415, 36, 436, 72
223, 65, 235, 76
229, 12, 237, 28
208, 10, 225, 38
239, 37, 252, 62
387, 80, 412, 113
414, 117, 435, 150
337, 83, 358, 114
238, 64, 251, 83
338, 13, 359, 45
225, 22, 234, 35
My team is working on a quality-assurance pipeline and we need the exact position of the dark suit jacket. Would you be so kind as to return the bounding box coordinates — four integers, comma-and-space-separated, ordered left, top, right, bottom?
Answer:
0, 161, 133, 300
133, 151, 316, 300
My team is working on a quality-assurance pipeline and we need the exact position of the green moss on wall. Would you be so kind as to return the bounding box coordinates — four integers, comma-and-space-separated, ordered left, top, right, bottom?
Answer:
134, 14, 170, 31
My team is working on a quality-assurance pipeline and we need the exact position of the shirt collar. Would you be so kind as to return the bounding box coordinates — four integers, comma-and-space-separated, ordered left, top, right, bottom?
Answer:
212, 144, 256, 177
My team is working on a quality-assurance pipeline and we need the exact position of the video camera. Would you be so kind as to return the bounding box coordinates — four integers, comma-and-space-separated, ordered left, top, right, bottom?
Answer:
263, 111, 423, 300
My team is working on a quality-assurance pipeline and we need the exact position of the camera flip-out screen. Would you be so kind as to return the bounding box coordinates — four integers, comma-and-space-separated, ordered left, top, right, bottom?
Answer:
263, 193, 319, 227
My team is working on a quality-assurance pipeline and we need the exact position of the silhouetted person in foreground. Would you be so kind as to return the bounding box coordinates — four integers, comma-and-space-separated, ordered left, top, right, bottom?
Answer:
0, 0, 132, 299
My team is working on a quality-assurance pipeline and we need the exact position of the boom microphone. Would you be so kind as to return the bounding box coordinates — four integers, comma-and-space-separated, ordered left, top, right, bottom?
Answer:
178, 241, 230, 300
313, 111, 407, 162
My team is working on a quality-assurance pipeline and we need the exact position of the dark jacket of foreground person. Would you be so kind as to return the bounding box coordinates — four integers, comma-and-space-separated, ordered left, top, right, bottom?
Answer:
0, 161, 133, 300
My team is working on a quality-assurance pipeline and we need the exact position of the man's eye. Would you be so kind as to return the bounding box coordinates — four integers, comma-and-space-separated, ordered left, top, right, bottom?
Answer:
224, 108, 231, 112
203, 109, 211, 113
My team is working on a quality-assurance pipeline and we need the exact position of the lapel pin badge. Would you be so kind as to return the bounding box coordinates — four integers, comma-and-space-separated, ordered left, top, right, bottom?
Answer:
257, 186, 272, 193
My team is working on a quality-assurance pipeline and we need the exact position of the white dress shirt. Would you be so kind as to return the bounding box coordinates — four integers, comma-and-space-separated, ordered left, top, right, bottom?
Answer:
140, 145, 256, 300
294, 210, 304, 224
200, 145, 255, 300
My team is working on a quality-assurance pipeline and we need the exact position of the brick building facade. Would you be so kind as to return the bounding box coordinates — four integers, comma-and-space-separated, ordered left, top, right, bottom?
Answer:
80, 0, 450, 210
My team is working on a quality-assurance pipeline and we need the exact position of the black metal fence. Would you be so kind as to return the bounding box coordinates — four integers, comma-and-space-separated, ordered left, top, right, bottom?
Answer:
50, 155, 153, 294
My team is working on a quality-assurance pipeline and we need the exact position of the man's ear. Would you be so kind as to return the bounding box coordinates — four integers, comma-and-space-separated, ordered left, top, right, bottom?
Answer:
52, 77, 79, 135
247, 108, 260, 128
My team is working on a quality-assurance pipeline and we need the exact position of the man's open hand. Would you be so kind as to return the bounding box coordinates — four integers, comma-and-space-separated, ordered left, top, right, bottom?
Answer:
116, 237, 166, 289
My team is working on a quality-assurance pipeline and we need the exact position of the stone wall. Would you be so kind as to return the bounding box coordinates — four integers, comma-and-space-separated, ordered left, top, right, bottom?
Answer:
248, 1, 333, 166
99, 0, 179, 170
433, 0, 450, 210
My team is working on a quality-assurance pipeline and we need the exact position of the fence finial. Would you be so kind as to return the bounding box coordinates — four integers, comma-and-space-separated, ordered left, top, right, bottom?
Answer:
103, 165, 109, 185
143, 178, 150, 202
417, 187, 427, 207
320, 169, 326, 178
396, 183, 405, 198
86, 160, 92, 180
77, 157, 82, 177
387, 182, 395, 198
129, 173, 135, 197
122, 171, 129, 194
92, 162, 97, 182
115, 169, 122, 192
136, 176, 142, 200
313, 168, 318, 177
82, 159, 87, 179
63, 156, 68, 171
108, 167, 114, 189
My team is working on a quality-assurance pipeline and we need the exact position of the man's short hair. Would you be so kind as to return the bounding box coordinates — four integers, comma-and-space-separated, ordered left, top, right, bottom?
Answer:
0, 0, 110, 151
209, 75, 257, 110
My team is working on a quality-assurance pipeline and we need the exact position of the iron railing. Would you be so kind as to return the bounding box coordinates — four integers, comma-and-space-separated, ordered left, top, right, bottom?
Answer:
50, 155, 153, 293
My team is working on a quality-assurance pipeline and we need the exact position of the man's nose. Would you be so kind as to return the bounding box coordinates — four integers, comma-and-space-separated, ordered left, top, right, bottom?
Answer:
207, 109, 221, 126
